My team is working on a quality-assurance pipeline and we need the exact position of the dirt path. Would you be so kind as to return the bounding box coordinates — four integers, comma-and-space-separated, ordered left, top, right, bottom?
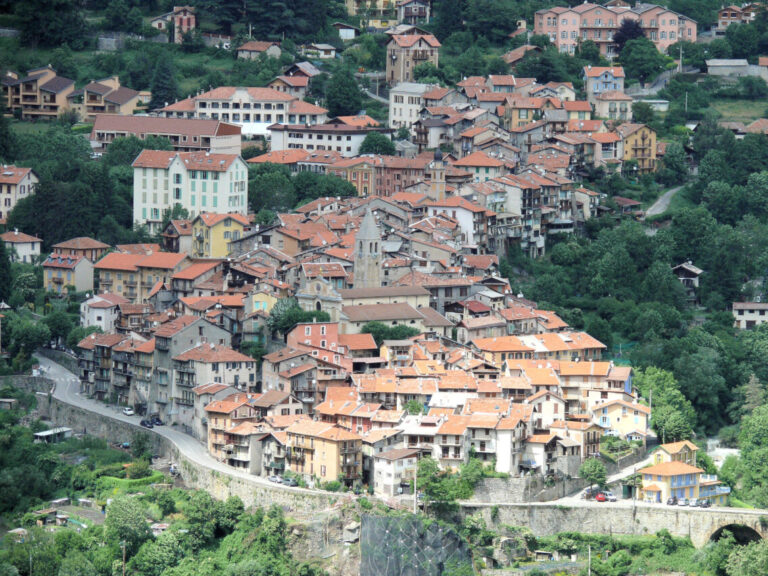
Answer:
646, 185, 684, 217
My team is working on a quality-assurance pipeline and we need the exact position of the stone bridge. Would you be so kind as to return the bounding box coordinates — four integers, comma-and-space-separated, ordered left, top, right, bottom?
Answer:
462, 502, 768, 548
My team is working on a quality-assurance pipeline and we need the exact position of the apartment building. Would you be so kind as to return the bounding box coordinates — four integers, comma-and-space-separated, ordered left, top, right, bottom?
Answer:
0, 166, 38, 223
205, 396, 259, 460
535, 3, 696, 57
90, 115, 241, 154
718, 3, 762, 30
43, 254, 94, 295
389, 82, 434, 131
583, 66, 625, 104
615, 123, 657, 173
285, 420, 363, 485
159, 86, 327, 137
386, 35, 441, 85
131, 150, 248, 234
52, 237, 110, 263
191, 212, 251, 258
269, 120, 394, 157
68, 76, 141, 122
1, 65, 74, 120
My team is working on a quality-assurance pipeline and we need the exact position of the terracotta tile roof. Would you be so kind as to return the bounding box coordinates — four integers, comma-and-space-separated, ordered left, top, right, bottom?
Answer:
390, 34, 441, 48
563, 100, 593, 111
77, 332, 127, 350
238, 40, 281, 52
497, 416, 523, 430
132, 150, 240, 172
136, 252, 187, 270
658, 440, 699, 454
371, 409, 405, 423
374, 447, 420, 461
248, 149, 310, 165
0, 165, 34, 185
452, 150, 504, 168
43, 254, 86, 269
593, 399, 650, 415
643, 483, 661, 492
463, 398, 510, 415
589, 132, 620, 143
196, 212, 250, 228
193, 382, 230, 396
134, 338, 156, 354
595, 90, 632, 101
152, 315, 200, 337
173, 260, 221, 280
558, 361, 611, 377
174, 343, 253, 363
289, 99, 328, 114
583, 66, 625, 78
264, 413, 310, 429
615, 123, 650, 139
204, 397, 250, 414
278, 362, 316, 379
53, 237, 109, 250
437, 415, 471, 435
162, 97, 196, 112
567, 119, 605, 132
273, 75, 309, 88
640, 461, 703, 476
423, 86, 452, 100
526, 434, 557, 444
0, 230, 41, 243
335, 114, 381, 127
339, 333, 377, 351
472, 335, 532, 353
92, 115, 240, 139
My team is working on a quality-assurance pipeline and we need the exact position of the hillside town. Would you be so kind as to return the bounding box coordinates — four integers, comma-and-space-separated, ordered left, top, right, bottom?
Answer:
5, 0, 768, 574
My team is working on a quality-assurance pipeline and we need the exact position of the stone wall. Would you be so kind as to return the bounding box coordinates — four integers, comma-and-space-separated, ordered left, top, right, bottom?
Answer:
36, 348, 79, 374
461, 502, 768, 548
48, 396, 339, 516
471, 476, 588, 504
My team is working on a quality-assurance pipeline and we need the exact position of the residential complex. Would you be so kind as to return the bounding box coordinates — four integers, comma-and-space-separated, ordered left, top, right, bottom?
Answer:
131, 150, 249, 233
534, 2, 697, 57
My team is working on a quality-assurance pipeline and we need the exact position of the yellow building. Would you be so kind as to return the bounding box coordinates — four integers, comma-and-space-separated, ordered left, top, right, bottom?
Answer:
43, 254, 94, 294
204, 396, 258, 460
616, 123, 657, 174
95, 251, 187, 303
653, 440, 698, 466
192, 212, 251, 258
592, 399, 649, 440
471, 335, 534, 366
285, 420, 362, 486
249, 290, 278, 315
70, 75, 141, 122
640, 461, 703, 504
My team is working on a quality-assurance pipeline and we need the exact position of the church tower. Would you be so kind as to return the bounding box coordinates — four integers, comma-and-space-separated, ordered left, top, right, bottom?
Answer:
429, 148, 446, 201
353, 208, 382, 289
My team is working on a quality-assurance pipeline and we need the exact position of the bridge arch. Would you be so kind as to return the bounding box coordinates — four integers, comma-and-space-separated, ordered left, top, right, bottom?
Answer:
709, 524, 763, 545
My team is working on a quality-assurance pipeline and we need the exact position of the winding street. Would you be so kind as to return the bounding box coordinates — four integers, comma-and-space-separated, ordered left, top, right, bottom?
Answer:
37, 354, 315, 495
646, 184, 684, 217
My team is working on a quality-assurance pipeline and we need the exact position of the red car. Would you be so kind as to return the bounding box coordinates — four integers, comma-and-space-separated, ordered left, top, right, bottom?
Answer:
595, 492, 607, 502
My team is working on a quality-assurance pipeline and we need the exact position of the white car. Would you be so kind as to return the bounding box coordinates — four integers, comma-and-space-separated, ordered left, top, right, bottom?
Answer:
122, 407, 135, 416
602, 491, 617, 502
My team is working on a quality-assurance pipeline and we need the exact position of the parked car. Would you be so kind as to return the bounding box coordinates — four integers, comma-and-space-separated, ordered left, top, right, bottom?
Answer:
282, 477, 298, 487
700, 500, 711, 508
678, 498, 689, 506
595, 492, 607, 502
666, 497, 678, 505
122, 407, 135, 416
602, 491, 617, 502
151, 417, 164, 426
689, 498, 700, 507
268, 475, 282, 483
583, 487, 599, 500
139, 419, 153, 429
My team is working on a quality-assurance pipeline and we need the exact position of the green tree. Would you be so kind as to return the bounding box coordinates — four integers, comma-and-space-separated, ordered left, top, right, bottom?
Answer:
156, 491, 176, 517
620, 37, 668, 83
658, 141, 689, 186
104, 0, 128, 31
358, 132, 396, 155
43, 311, 74, 344
726, 539, 768, 576
361, 321, 420, 346
67, 325, 102, 350
325, 70, 362, 117
15, 0, 87, 49
613, 18, 645, 53
405, 399, 424, 415
0, 99, 16, 163
435, 0, 463, 40
104, 496, 152, 555
58, 551, 98, 576
0, 241, 11, 302
149, 55, 180, 111
127, 530, 184, 576
578, 458, 606, 490
738, 405, 768, 506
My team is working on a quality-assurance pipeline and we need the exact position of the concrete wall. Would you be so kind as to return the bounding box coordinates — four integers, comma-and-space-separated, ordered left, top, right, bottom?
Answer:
461, 502, 768, 548
48, 396, 338, 516
37, 348, 79, 374
471, 476, 588, 504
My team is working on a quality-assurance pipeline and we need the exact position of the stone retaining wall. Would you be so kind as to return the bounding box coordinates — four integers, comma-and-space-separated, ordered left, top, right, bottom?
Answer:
471, 476, 589, 504
48, 396, 338, 516
36, 348, 79, 374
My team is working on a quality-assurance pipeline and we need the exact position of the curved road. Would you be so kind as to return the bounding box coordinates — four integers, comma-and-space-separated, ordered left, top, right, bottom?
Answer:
38, 355, 315, 495
646, 185, 683, 217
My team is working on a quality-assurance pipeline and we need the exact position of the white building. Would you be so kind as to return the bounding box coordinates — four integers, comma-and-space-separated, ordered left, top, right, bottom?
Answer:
160, 86, 328, 137
373, 448, 420, 497
132, 150, 248, 234
80, 293, 129, 333
389, 82, 433, 131
733, 302, 768, 330
0, 166, 38, 223
269, 121, 393, 157
0, 230, 41, 263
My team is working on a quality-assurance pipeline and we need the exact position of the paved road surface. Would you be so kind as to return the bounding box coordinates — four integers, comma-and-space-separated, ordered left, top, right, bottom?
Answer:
38, 355, 314, 494
646, 185, 683, 217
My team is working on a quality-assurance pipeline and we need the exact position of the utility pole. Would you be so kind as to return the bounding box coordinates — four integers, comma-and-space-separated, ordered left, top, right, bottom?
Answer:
679, 41, 683, 73
588, 545, 591, 576
413, 464, 418, 514
121, 541, 126, 576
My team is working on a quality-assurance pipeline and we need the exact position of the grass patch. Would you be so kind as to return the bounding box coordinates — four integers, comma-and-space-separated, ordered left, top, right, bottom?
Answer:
710, 98, 768, 123
95, 470, 166, 494
728, 497, 755, 509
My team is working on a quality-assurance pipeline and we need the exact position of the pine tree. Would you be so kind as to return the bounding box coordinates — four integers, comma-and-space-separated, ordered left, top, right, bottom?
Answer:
149, 56, 180, 111
435, 0, 463, 40
0, 99, 16, 162
0, 241, 11, 303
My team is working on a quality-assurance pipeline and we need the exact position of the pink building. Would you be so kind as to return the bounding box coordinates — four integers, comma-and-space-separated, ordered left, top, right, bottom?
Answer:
535, 2, 696, 58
